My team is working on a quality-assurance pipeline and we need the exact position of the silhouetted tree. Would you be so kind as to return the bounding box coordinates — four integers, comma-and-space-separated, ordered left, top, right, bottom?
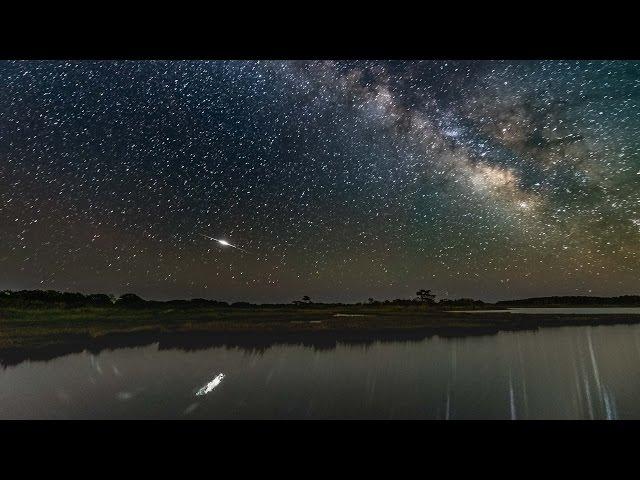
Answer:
416, 289, 436, 304
116, 293, 146, 307
231, 302, 253, 308
86, 294, 113, 307
302, 295, 312, 304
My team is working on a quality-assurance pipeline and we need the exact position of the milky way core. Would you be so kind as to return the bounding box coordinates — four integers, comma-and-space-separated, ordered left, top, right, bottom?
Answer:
1, 61, 639, 302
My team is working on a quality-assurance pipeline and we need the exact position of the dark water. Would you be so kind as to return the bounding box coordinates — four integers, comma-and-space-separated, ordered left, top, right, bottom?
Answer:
2, 324, 640, 419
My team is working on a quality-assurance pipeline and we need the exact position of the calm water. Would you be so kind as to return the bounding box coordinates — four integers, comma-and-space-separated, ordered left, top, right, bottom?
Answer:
2, 324, 640, 419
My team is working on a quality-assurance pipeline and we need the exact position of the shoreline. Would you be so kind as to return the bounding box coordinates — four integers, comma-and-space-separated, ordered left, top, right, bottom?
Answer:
2, 307, 640, 367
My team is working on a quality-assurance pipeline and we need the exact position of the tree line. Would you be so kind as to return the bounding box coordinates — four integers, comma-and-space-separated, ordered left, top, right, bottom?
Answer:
0, 288, 472, 309
0, 290, 231, 309
3, 289, 636, 310
496, 295, 640, 307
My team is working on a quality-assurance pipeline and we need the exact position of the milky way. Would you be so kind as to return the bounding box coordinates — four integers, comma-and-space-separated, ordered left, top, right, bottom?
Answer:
1, 60, 639, 302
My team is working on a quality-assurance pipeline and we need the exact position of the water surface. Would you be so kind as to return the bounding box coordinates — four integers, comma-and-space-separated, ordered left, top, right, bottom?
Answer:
2, 324, 640, 419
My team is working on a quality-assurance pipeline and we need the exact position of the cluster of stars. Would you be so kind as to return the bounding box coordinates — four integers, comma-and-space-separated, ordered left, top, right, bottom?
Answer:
1, 60, 638, 302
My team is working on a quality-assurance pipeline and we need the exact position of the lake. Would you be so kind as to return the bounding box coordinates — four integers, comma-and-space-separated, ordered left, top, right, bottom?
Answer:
2, 323, 640, 419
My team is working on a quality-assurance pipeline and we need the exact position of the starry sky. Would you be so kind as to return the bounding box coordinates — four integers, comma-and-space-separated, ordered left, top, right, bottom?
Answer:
1, 60, 639, 303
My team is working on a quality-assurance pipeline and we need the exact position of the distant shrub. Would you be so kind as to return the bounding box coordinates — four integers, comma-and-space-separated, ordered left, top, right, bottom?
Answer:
231, 302, 254, 308
116, 293, 146, 307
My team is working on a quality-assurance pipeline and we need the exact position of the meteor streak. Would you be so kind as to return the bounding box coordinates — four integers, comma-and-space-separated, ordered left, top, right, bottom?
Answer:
199, 233, 250, 253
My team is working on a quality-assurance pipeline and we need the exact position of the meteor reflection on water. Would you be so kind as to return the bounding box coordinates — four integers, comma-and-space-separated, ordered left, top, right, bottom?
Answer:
196, 373, 226, 396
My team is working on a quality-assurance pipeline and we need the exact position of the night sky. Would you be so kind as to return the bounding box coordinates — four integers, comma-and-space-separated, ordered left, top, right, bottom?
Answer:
1, 60, 639, 303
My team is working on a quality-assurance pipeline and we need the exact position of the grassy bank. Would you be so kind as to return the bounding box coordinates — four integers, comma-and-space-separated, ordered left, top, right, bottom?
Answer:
0, 305, 486, 348
2, 304, 640, 353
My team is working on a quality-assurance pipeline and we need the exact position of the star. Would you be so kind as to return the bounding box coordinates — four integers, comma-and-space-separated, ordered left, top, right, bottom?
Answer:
1, 60, 638, 302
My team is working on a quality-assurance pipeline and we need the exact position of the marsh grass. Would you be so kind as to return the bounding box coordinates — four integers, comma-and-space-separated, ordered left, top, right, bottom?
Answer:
2, 304, 640, 352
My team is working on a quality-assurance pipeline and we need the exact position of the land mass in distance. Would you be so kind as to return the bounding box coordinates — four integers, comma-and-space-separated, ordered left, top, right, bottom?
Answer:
2, 289, 640, 365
